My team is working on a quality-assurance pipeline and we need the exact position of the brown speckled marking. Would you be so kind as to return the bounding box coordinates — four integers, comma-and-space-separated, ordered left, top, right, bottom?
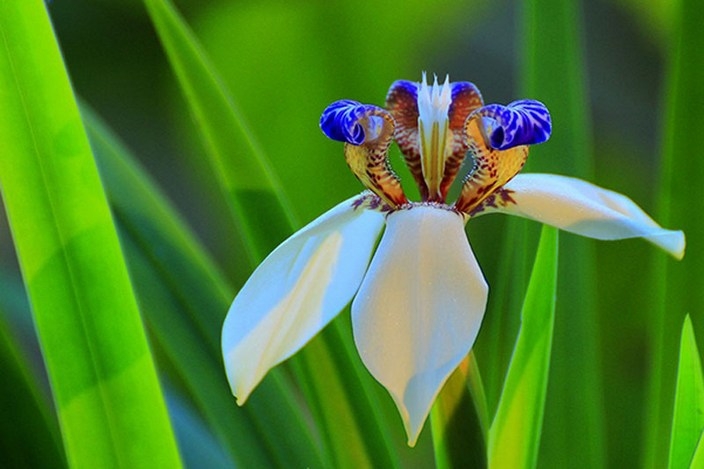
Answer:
439, 83, 484, 199
454, 116, 528, 214
344, 110, 407, 208
387, 81, 486, 204
469, 188, 517, 216
352, 191, 394, 212
386, 83, 428, 200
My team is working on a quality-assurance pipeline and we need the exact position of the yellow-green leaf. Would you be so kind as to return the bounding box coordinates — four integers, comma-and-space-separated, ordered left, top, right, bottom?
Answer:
0, 2, 180, 466
668, 315, 704, 468
489, 226, 558, 468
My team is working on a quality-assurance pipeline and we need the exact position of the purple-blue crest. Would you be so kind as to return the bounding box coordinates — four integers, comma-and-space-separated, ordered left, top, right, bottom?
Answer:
320, 100, 386, 145
471, 99, 552, 150
320, 82, 551, 152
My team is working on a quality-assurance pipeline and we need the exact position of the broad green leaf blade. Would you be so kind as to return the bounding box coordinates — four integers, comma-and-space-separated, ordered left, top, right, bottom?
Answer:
489, 226, 558, 468
519, 0, 603, 466
649, 0, 704, 465
668, 315, 704, 468
84, 106, 325, 468
0, 2, 181, 467
142, 0, 399, 465
430, 353, 488, 469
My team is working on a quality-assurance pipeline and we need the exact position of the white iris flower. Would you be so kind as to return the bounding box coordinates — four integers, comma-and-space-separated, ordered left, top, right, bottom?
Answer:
222, 74, 684, 446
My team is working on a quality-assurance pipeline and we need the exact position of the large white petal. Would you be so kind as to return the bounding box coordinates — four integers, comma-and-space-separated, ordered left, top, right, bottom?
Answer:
485, 173, 685, 259
352, 205, 488, 446
222, 196, 385, 403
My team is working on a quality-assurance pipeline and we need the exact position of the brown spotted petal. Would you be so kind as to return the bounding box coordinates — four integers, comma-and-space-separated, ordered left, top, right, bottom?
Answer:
386, 80, 427, 199
440, 82, 484, 199
321, 100, 407, 207
453, 100, 552, 214
453, 115, 529, 214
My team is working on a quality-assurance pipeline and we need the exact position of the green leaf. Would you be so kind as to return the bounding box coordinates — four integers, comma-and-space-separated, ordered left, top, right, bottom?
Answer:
292, 322, 390, 469
649, 0, 704, 464
519, 0, 604, 466
482, 0, 597, 436
165, 389, 232, 469
141, 0, 399, 465
489, 225, 558, 468
430, 353, 488, 469
668, 315, 704, 468
84, 106, 325, 468
142, 0, 295, 263
689, 430, 704, 469
0, 2, 180, 467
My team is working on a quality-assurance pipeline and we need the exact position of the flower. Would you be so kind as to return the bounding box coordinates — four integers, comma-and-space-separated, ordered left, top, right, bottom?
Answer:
221, 74, 685, 446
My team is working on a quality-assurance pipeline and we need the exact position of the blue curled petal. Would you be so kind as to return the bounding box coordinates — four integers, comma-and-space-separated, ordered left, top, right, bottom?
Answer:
320, 100, 386, 145
473, 99, 552, 150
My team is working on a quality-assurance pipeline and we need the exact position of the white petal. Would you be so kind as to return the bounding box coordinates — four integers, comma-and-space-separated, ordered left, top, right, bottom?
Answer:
488, 173, 685, 259
351, 206, 488, 446
222, 196, 385, 403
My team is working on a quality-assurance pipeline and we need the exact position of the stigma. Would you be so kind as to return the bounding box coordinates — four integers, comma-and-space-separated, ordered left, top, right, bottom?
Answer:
417, 73, 452, 202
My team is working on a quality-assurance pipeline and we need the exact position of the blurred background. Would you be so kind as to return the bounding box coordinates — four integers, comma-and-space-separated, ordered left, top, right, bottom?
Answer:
0, 0, 689, 467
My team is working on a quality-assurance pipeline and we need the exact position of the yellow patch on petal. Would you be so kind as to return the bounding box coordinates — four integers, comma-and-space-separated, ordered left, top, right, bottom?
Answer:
454, 117, 528, 214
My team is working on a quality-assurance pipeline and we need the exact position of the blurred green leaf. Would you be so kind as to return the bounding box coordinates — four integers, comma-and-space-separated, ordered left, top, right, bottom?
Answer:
84, 106, 325, 468
430, 353, 488, 469
142, 0, 400, 465
165, 389, 232, 469
0, 2, 180, 466
649, 0, 704, 465
668, 315, 704, 469
189, 1, 475, 222
0, 299, 65, 468
519, 0, 603, 466
142, 0, 295, 263
483, 0, 596, 424
489, 225, 558, 468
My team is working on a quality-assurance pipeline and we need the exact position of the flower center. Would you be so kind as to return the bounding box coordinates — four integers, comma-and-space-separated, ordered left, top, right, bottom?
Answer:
320, 76, 552, 214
